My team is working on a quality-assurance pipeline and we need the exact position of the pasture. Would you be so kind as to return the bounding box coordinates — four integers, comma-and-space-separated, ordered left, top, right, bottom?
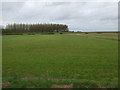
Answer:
2, 34, 118, 88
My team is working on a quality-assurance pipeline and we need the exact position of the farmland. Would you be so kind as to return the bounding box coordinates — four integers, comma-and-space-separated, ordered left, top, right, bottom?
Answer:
2, 34, 118, 88
67, 32, 119, 41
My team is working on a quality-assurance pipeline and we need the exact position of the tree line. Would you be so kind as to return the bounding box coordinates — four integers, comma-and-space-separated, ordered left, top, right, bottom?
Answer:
2, 23, 69, 34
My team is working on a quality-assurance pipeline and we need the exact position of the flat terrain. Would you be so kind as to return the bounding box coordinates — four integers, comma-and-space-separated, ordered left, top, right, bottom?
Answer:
67, 32, 119, 41
2, 34, 118, 88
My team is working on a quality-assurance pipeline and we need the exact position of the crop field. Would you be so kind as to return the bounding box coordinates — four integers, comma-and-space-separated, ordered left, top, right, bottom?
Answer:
2, 34, 118, 88
67, 32, 119, 41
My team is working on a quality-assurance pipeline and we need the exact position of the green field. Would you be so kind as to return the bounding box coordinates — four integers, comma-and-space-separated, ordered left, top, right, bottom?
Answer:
2, 34, 118, 88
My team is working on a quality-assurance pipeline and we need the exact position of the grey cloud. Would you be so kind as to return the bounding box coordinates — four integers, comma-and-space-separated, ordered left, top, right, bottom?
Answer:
100, 17, 118, 21
2, 2, 118, 31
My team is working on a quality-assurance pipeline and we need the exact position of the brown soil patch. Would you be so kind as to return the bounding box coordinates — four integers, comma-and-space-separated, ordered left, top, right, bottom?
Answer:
20, 76, 35, 80
41, 78, 69, 82
41, 78, 96, 82
51, 84, 73, 88
2, 82, 10, 88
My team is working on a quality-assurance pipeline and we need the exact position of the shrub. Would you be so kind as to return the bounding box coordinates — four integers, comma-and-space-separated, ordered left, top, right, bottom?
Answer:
97, 32, 102, 34
28, 33, 35, 35
60, 33, 63, 34
47, 32, 54, 34
2, 33, 23, 35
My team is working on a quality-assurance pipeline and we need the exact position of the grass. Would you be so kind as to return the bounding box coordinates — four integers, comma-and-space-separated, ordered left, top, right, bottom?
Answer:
2, 34, 118, 88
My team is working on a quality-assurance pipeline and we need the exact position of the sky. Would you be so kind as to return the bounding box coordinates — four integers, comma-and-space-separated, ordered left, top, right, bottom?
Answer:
1, 1, 118, 32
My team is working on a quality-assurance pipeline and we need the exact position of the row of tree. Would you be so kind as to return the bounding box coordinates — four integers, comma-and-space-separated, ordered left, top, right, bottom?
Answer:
2, 23, 69, 34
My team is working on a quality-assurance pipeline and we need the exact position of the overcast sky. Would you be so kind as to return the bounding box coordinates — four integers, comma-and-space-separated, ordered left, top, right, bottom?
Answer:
1, 2, 118, 31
